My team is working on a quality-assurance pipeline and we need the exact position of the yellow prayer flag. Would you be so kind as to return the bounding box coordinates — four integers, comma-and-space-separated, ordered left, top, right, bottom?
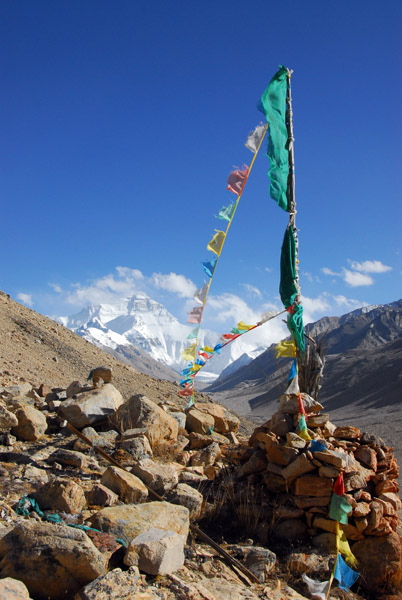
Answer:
181, 344, 196, 361
201, 345, 215, 353
337, 525, 358, 569
207, 230, 226, 255
237, 321, 253, 330
275, 339, 296, 358
191, 364, 202, 372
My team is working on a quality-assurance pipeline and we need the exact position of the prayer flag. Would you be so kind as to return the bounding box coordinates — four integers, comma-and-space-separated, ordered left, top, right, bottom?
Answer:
237, 321, 253, 330
287, 303, 305, 354
195, 358, 205, 366
231, 327, 242, 334
286, 374, 300, 394
259, 65, 290, 211
329, 493, 352, 525
213, 343, 222, 354
181, 344, 196, 361
287, 358, 297, 380
297, 414, 311, 441
202, 257, 217, 278
207, 231, 226, 255
245, 123, 266, 153
198, 352, 211, 360
180, 378, 193, 387
222, 333, 240, 341
217, 203, 236, 222
187, 327, 200, 340
337, 526, 358, 568
280, 225, 298, 309
259, 310, 279, 324
227, 166, 249, 195
194, 284, 208, 305
200, 345, 215, 353
275, 339, 296, 358
186, 396, 195, 408
309, 439, 327, 453
187, 306, 203, 324
334, 473, 345, 496
334, 554, 359, 591
301, 573, 330, 600
180, 366, 192, 376
179, 383, 194, 397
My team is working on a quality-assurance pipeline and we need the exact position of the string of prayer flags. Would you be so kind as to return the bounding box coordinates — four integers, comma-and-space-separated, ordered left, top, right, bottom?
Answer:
259, 65, 290, 212
202, 257, 217, 278
227, 166, 249, 195
187, 306, 203, 324
217, 203, 236, 222
333, 554, 359, 591
245, 123, 266, 153
336, 527, 358, 569
237, 321, 254, 331
329, 494, 353, 525
194, 284, 208, 305
207, 230, 226, 255
178, 383, 194, 397
275, 339, 296, 358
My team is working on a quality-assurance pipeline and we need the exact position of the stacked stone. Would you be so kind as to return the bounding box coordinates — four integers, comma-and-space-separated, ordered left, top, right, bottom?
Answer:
244, 392, 401, 543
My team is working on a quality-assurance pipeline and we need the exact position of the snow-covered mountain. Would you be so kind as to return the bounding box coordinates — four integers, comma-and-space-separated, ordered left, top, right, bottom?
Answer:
58, 293, 267, 381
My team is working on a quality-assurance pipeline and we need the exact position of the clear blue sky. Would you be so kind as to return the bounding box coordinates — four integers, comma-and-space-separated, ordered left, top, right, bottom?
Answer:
1, 0, 401, 344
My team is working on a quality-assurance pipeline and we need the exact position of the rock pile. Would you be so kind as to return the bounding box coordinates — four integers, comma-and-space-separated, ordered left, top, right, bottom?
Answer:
238, 392, 402, 593
0, 377, 401, 599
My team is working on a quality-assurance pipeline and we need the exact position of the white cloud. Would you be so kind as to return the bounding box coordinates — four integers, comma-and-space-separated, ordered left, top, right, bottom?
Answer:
302, 271, 313, 283
342, 269, 374, 287
264, 266, 272, 273
321, 267, 341, 276
348, 260, 392, 274
332, 295, 366, 309
48, 283, 62, 293
17, 293, 33, 306
240, 283, 262, 298
301, 294, 331, 324
151, 272, 196, 298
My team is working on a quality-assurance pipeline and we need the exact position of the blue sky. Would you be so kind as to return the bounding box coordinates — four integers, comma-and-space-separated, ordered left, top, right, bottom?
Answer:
1, 0, 401, 346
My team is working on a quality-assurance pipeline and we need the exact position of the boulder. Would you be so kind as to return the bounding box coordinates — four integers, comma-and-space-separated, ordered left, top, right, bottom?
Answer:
0, 404, 18, 430
0, 521, 106, 600
11, 405, 47, 441
89, 501, 190, 546
166, 483, 204, 518
118, 431, 153, 460
352, 531, 402, 593
101, 466, 148, 503
58, 383, 123, 428
124, 527, 185, 575
190, 442, 221, 468
0, 577, 32, 600
185, 408, 215, 435
279, 393, 323, 415
74, 567, 141, 600
131, 458, 178, 495
47, 448, 88, 470
114, 395, 178, 446
294, 475, 334, 497
33, 478, 86, 514
86, 483, 119, 507
281, 454, 316, 480
195, 402, 238, 433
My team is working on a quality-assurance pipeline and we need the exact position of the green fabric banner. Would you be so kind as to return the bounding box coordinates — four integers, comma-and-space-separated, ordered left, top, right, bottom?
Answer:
329, 493, 352, 525
259, 65, 289, 211
280, 225, 298, 309
287, 303, 305, 354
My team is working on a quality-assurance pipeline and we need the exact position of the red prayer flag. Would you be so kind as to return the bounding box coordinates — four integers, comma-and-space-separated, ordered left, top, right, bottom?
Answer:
227, 166, 249, 195
334, 472, 345, 496
298, 393, 306, 416
178, 383, 194, 397
187, 306, 203, 324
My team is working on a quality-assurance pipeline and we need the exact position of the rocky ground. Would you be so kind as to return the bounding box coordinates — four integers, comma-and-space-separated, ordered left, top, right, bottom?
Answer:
0, 291, 401, 600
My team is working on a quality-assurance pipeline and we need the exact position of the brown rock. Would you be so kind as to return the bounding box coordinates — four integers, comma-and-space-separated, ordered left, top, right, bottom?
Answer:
378, 492, 402, 512
185, 407, 214, 435
313, 450, 346, 469
101, 466, 148, 503
375, 480, 400, 495
237, 450, 267, 477
0, 577, 32, 600
281, 454, 316, 481
11, 405, 47, 441
279, 393, 323, 415
353, 502, 371, 517
353, 532, 402, 593
272, 518, 307, 540
262, 472, 287, 492
333, 425, 360, 439
0, 521, 106, 600
34, 479, 86, 514
294, 496, 331, 509
266, 443, 298, 466
73, 567, 141, 600
354, 446, 378, 470
306, 413, 330, 427
312, 517, 364, 540
86, 483, 119, 507
294, 475, 333, 497
267, 412, 293, 437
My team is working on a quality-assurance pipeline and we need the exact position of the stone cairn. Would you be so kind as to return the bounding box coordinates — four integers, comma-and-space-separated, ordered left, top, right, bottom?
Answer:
240, 392, 401, 544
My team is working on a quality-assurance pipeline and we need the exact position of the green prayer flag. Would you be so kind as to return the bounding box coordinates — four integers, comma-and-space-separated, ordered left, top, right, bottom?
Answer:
280, 225, 298, 309
259, 65, 289, 211
287, 303, 305, 354
329, 493, 352, 525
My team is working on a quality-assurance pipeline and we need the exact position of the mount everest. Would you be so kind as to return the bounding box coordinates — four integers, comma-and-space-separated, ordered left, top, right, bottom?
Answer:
58, 293, 267, 382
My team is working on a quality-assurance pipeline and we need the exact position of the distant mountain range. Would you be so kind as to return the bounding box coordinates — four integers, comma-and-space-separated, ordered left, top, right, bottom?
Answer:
206, 300, 402, 422
58, 293, 266, 381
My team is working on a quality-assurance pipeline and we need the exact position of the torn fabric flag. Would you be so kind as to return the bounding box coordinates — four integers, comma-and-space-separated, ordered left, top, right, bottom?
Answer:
333, 473, 345, 496
245, 123, 266, 153
287, 358, 297, 380
286, 373, 300, 394
237, 321, 253, 330
181, 344, 196, 361
301, 573, 329, 600
329, 493, 352, 525
337, 527, 358, 568
200, 345, 215, 354
275, 339, 296, 358
227, 167, 249, 195
187, 327, 200, 340
287, 303, 305, 354
194, 283, 208, 305
217, 203, 236, 222
202, 257, 217, 278
207, 231, 226, 255
280, 225, 298, 309
179, 383, 194, 397
334, 554, 359, 591
259, 65, 290, 211
187, 306, 203, 324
